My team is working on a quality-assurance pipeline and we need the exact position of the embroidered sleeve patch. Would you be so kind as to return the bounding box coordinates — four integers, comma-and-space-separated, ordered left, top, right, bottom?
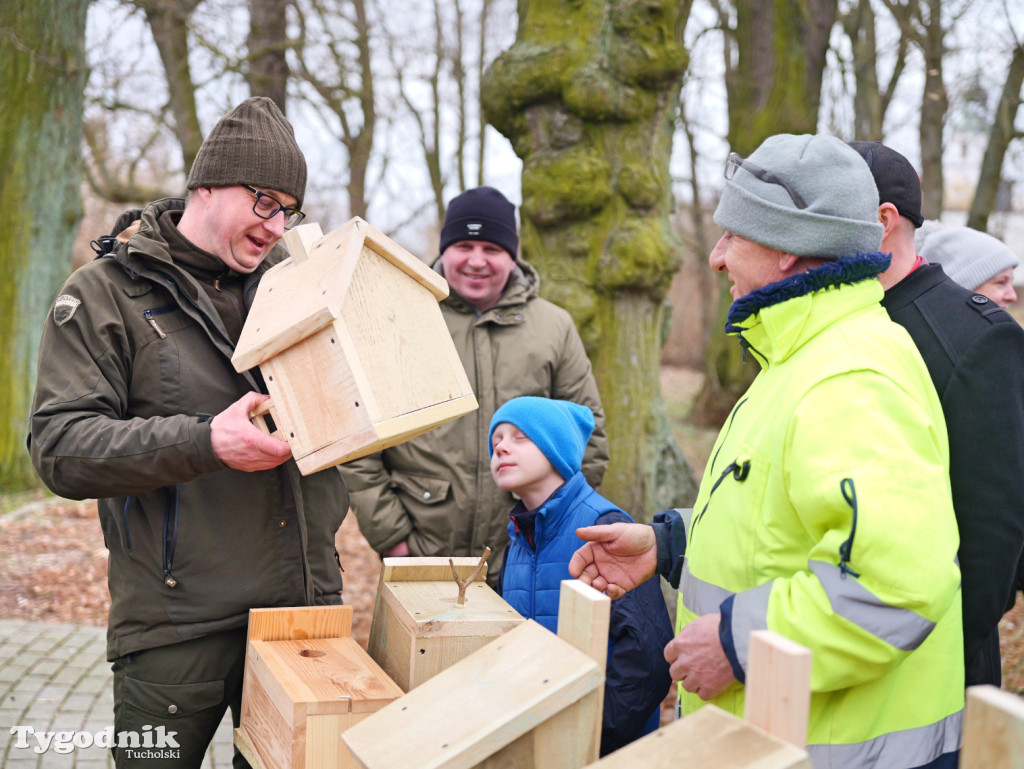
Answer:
54, 294, 81, 327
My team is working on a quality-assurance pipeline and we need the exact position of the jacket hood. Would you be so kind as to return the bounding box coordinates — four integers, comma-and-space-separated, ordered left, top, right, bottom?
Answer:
432, 256, 541, 314
725, 252, 891, 368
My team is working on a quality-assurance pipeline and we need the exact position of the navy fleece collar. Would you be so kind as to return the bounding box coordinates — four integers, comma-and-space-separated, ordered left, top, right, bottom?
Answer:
726, 252, 891, 333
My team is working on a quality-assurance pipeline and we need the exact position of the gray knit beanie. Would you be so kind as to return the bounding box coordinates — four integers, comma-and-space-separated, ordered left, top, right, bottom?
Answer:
186, 97, 307, 207
920, 227, 1019, 291
714, 134, 883, 258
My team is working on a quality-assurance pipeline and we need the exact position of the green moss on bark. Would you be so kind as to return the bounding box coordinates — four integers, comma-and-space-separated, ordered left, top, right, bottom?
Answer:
482, 0, 697, 516
0, 0, 88, 491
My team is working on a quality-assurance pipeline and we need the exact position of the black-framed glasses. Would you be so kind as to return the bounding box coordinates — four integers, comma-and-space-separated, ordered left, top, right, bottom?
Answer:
242, 185, 306, 230
724, 152, 807, 210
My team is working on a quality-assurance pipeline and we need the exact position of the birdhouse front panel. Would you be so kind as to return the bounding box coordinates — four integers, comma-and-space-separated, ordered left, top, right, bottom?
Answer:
341, 241, 475, 424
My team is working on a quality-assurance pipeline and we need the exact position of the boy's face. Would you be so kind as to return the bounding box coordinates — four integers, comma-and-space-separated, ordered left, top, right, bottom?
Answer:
490, 423, 564, 506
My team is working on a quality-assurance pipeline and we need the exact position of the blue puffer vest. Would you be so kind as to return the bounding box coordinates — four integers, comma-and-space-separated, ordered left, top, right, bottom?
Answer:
503, 472, 629, 631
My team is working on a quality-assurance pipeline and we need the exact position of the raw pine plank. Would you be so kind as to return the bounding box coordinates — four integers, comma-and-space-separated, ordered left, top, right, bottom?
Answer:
247, 606, 353, 642
583, 706, 812, 769
743, 630, 812, 748
961, 685, 1024, 769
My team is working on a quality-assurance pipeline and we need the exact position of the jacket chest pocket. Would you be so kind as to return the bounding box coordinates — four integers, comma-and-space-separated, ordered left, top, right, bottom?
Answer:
689, 446, 772, 578
131, 304, 236, 417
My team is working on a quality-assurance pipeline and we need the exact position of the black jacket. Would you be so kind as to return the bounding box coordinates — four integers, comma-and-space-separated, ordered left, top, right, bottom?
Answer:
882, 263, 1024, 687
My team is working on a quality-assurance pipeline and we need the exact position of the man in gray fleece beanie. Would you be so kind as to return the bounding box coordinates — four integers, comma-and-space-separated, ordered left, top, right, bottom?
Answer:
714, 134, 883, 259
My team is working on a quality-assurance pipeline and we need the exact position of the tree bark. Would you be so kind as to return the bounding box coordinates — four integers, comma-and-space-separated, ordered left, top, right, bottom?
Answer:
917, 0, 946, 219
0, 0, 89, 490
967, 43, 1024, 232
133, 0, 204, 177
248, 0, 293, 111
483, 0, 698, 518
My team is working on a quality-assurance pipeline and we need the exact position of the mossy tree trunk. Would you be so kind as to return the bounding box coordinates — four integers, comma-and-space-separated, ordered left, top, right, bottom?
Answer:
482, 0, 698, 518
0, 0, 89, 491
693, 0, 838, 425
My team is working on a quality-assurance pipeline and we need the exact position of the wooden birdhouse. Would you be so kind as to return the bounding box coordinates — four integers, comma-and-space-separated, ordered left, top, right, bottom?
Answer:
235, 606, 403, 769
344, 580, 611, 769
367, 555, 527, 692
231, 218, 478, 475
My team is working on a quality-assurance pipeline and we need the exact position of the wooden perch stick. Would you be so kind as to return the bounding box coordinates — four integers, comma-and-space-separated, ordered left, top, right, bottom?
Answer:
451, 547, 491, 606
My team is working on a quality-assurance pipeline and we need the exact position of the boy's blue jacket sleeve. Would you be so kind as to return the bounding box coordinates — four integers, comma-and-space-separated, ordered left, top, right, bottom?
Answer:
596, 511, 674, 755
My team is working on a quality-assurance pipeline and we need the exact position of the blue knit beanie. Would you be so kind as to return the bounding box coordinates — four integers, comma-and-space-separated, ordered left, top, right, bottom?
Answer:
488, 397, 595, 481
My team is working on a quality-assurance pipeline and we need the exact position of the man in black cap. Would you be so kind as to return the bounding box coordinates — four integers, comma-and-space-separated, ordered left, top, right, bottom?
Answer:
344, 186, 608, 586
29, 97, 349, 768
851, 140, 1024, 688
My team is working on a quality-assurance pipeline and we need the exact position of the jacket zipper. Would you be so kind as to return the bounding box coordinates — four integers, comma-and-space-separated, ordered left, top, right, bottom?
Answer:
122, 497, 132, 551
143, 308, 168, 339
162, 484, 181, 588
838, 478, 860, 578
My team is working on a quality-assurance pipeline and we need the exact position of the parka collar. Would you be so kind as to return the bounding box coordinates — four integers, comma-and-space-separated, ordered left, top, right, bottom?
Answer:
432, 256, 541, 319
725, 252, 891, 368
116, 197, 282, 305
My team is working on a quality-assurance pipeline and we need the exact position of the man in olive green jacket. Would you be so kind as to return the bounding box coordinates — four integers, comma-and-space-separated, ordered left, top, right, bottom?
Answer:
28, 98, 348, 769
343, 187, 608, 585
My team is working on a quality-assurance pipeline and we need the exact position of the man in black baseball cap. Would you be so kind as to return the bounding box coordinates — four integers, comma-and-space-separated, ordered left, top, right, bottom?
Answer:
852, 139, 1024, 689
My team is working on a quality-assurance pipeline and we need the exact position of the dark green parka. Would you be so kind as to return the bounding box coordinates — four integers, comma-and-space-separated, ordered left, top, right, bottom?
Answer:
28, 198, 349, 660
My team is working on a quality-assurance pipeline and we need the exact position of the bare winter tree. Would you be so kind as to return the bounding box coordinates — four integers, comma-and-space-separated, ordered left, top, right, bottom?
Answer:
292, 0, 376, 219
248, 0, 292, 110
839, 0, 910, 140
968, 28, 1024, 232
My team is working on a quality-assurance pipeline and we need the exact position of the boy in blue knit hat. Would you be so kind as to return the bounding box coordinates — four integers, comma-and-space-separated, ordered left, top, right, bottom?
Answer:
488, 396, 672, 756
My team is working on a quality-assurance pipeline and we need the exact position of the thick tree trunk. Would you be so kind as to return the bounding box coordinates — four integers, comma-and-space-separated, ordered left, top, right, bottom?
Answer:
967, 44, 1024, 232
0, 0, 89, 490
697, 0, 838, 423
483, 0, 698, 518
248, 0, 292, 111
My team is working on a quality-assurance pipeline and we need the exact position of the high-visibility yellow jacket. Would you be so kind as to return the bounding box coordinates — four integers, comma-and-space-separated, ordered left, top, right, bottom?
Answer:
677, 261, 963, 769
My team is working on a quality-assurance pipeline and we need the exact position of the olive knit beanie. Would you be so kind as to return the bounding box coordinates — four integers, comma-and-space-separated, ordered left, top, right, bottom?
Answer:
488, 397, 594, 482
714, 134, 883, 258
186, 97, 307, 207
440, 186, 519, 259
920, 227, 1019, 292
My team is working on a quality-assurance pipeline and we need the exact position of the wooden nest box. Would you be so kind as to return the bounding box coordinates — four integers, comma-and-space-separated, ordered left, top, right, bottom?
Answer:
367, 556, 527, 691
236, 606, 403, 769
232, 218, 478, 475
345, 580, 612, 769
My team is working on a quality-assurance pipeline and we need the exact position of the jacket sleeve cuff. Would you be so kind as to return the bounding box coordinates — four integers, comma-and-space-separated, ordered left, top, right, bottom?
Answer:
652, 509, 688, 588
191, 415, 227, 472
719, 594, 746, 684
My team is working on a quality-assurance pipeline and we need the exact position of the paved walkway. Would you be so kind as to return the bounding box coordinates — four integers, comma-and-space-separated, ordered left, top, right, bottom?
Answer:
0, 620, 235, 768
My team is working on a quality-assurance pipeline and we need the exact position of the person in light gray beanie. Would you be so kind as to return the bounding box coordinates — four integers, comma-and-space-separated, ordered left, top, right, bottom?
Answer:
714, 133, 883, 258
920, 227, 1019, 297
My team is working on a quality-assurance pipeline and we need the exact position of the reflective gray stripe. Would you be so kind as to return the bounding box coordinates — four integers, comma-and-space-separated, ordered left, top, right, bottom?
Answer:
680, 560, 734, 616
809, 560, 936, 651
806, 708, 962, 769
730, 581, 773, 673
